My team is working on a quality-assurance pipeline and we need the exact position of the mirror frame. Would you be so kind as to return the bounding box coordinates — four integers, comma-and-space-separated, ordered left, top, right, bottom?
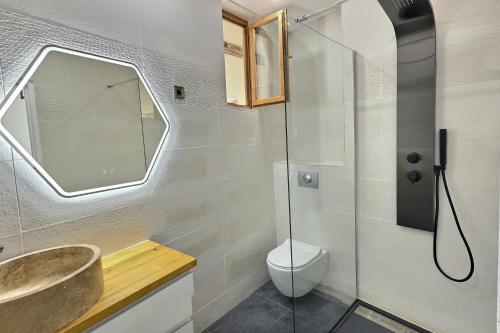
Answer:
0, 45, 170, 197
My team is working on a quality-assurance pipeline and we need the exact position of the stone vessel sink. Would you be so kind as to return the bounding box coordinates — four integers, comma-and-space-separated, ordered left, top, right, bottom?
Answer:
0, 244, 104, 333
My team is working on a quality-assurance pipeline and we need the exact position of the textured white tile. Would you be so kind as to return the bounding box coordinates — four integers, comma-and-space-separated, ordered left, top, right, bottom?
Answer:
356, 110, 381, 141
0, 10, 144, 93
218, 108, 261, 145
357, 178, 396, 221
289, 171, 355, 213
436, 11, 500, 89
0, 135, 12, 162
166, 223, 224, 271
139, 0, 224, 68
14, 158, 154, 231
437, 81, 500, 138
357, 138, 382, 179
151, 186, 220, 245
224, 231, 275, 289
216, 173, 275, 253
193, 258, 226, 313
21, 201, 156, 256
0, 0, 143, 47
0, 161, 20, 237
193, 267, 269, 333
257, 104, 286, 145
152, 147, 223, 197
163, 104, 219, 149
220, 144, 271, 181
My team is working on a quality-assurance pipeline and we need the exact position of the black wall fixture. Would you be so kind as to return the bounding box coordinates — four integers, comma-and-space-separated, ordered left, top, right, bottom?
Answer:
377, 0, 436, 231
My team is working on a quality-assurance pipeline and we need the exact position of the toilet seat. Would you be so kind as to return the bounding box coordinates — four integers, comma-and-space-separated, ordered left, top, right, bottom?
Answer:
267, 239, 322, 270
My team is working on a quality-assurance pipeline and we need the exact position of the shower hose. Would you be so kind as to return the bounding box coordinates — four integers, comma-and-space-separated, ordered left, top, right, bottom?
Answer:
433, 165, 475, 282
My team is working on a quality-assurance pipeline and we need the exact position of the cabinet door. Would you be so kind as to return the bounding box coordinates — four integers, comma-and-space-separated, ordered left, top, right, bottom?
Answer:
90, 274, 194, 333
249, 10, 287, 106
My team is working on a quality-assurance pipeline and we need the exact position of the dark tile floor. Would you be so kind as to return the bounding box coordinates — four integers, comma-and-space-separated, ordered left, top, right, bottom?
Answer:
203, 280, 350, 333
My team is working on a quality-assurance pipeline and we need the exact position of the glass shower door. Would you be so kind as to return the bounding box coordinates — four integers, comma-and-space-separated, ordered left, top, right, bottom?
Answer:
285, 23, 357, 332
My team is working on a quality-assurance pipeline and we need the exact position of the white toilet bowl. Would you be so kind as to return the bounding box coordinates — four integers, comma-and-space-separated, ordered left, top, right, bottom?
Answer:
267, 238, 328, 297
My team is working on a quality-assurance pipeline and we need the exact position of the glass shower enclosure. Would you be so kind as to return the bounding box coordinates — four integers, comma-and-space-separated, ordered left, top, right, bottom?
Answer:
275, 21, 357, 332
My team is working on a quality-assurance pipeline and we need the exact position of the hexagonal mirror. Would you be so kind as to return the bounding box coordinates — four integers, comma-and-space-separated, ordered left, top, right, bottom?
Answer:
0, 46, 169, 197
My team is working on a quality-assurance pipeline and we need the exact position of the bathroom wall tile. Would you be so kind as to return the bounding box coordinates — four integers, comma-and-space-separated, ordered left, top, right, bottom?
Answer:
436, 11, 500, 89
21, 201, 157, 255
356, 110, 381, 141
152, 147, 223, 197
380, 105, 397, 140
151, 186, 220, 245
224, 231, 275, 289
140, 49, 175, 103
437, 81, 500, 138
0, 160, 20, 237
357, 138, 382, 179
0, 0, 143, 47
289, 205, 356, 297
163, 104, 219, 149
288, 172, 355, 213
218, 107, 261, 145
321, 242, 357, 295
273, 162, 291, 245
166, 222, 224, 271
432, 0, 499, 24
139, 0, 224, 68
142, 50, 221, 109
216, 173, 276, 253
220, 144, 271, 181
0, 135, 12, 162
379, 138, 397, 181
14, 158, 154, 231
0, 234, 23, 261
290, 207, 355, 248
356, 216, 386, 258
193, 267, 269, 333
193, 257, 226, 313
257, 104, 286, 145
0, 10, 144, 93
357, 178, 396, 221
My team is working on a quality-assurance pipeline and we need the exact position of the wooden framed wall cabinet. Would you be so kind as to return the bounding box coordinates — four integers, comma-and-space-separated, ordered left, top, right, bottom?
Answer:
248, 10, 287, 107
222, 9, 287, 108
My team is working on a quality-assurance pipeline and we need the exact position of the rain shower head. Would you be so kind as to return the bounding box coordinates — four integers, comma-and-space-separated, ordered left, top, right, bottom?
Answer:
377, 0, 435, 36
377, 0, 437, 232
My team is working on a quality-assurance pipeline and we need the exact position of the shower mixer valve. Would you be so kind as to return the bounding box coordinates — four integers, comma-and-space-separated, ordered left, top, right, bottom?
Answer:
407, 170, 422, 183
406, 152, 421, 164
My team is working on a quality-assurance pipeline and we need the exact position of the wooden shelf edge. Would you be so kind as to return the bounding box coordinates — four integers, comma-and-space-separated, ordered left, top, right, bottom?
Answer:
59, 241, 197, 333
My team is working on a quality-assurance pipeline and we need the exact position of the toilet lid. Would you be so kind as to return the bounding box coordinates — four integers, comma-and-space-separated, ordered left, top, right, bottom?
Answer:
267, 239, 322, 269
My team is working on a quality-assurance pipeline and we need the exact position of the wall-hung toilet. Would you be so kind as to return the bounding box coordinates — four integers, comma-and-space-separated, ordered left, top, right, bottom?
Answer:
267, 238, 328, 297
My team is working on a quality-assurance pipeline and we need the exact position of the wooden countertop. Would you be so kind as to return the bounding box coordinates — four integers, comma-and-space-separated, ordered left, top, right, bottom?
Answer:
59, 240, 197, 333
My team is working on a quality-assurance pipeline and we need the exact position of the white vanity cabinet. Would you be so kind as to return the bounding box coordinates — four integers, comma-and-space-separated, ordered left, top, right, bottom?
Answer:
90, 273, 194, 333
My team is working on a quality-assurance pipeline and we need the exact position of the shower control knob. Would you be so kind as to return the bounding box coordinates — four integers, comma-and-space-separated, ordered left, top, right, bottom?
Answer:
407, 170, 422, 183
406, 152, 421, 164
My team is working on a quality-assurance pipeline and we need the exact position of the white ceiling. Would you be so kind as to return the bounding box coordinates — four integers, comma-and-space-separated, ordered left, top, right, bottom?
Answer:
222, 0, 339, 22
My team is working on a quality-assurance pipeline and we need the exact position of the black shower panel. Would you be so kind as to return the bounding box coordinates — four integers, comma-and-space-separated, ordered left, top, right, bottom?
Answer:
377, 0, 437, 231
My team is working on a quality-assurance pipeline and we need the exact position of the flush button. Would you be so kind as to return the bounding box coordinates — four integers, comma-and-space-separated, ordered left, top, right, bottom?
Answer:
298, 171, 318, 188
406, 152, 421, 164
